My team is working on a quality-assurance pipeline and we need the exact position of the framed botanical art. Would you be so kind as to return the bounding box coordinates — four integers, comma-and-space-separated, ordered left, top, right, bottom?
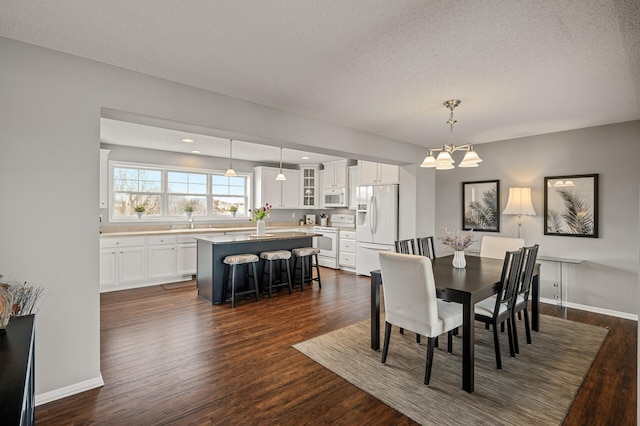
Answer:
462, 180, 500, 232
544, 174, 598, 237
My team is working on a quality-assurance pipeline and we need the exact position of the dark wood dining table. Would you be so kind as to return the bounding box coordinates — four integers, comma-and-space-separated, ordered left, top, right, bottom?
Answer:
370, 254, 540, 393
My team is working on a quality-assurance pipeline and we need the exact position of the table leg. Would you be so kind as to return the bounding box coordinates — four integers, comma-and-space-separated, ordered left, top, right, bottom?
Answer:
371, 273, 381, 350
462, 295, 474, 393
531, 274, 540, 332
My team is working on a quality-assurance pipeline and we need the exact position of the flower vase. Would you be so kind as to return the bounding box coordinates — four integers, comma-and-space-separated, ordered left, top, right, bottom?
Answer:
185, 211, 192, 218
136, 212, 143, 219
452, 250, 466, 268
0, 285, 13, 334
256, 219, 266, 236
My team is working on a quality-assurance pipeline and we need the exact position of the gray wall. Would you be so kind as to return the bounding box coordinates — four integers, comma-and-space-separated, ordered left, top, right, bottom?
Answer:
0, 37, 419, 399
434, 121, 640, 316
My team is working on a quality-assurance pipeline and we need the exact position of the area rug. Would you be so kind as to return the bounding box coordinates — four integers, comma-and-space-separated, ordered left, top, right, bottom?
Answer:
293, 315, 608, 425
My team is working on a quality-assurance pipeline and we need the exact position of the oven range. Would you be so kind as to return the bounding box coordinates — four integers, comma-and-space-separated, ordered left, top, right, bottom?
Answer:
312, 214, 354, 269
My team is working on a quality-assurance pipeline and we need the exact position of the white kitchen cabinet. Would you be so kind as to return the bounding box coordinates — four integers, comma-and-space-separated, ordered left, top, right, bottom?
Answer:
99, 249, 117, 286
322, 160, 349, 188
254, 166, 301, 209
99, 148, 110, 209
300, 165, 319, 208
358, 160, 399, 185
348, 165, 359, 210
177, 243, 197, 275
147, 235, 177, 279
117, 246, 146, 284
339, 230, 356, 271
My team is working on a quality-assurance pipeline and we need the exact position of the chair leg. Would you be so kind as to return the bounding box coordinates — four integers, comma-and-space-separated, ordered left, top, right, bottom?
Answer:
523, 308, 532, 344
230, 265, 237, 309
416, 334, 421, 344
268, 260, 273, 299
434, 336, 439, 348
492, 323, 502, 370
300, 256, 306, 291
285, 259, 293, 294
506, 318, 516, 358
500, 322, 505, 333
399, 328, 404, 335
424, 337, 436, 385
447, 331, 453, 353
381, 322, 392, 363
251, 263, 259, 302
313, 254, 322, 288
511, 313, 520, 354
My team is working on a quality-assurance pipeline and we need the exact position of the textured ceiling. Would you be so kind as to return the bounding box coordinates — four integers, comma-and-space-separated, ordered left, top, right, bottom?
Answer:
1, 0, 639, 159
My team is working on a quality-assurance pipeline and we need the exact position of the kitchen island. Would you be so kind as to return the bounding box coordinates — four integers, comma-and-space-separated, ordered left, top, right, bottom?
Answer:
196, 232, 320, 304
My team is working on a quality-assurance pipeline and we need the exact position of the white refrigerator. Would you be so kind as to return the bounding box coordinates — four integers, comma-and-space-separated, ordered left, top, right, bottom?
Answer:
355, 184, 399, 276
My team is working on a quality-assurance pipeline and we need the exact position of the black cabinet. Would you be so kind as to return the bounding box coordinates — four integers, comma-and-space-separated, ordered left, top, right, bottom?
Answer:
0, 315, 35, 426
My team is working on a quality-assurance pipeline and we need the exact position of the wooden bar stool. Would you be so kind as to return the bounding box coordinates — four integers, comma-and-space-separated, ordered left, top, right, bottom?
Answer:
291, 247, 322, 292
222, 253, 260, 308
259, 250, 293, 298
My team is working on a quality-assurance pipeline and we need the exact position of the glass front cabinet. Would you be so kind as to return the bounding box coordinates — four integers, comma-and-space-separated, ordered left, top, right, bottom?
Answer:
301, 165, 320, 208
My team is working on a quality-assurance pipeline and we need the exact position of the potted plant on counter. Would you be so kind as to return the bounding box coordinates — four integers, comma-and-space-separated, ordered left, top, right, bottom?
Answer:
134, 205, 145, 219
229, 205, 238, 217
184, 205, 194, 217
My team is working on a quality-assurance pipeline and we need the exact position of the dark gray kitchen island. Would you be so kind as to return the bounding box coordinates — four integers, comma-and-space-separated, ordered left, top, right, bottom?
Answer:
196, 232, 319, 304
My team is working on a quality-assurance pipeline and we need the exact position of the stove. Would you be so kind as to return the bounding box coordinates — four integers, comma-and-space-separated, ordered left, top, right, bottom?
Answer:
312, 215, 354, 269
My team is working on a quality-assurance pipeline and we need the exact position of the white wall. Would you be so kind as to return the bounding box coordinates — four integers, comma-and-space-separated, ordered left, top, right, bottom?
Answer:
434, 121, 640, 316
399, 164, 436, 241
0, 37, 424, 399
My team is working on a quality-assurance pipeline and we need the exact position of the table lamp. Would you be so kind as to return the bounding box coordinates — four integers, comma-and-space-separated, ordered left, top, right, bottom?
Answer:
503, 187, 536, 238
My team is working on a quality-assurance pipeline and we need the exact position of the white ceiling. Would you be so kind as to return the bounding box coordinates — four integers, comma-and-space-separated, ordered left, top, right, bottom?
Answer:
2, 0, 639, 161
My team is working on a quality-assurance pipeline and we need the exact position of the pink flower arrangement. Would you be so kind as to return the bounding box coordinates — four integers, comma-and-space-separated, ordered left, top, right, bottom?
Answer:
249, 203, 272, 222
439, 228, 475, 251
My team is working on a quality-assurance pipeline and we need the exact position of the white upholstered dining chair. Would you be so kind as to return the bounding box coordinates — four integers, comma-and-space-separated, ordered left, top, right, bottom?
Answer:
480, 236, 524, 259
379, 252, 463, 385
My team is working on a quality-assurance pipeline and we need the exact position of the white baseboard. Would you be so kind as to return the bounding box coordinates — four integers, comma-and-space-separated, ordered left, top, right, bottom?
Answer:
35, 374, 104, 406
100, 274, 193, 293
540, 298, 638, 321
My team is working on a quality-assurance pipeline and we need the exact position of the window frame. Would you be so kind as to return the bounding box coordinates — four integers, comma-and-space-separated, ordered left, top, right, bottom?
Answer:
108, 160, 252, 222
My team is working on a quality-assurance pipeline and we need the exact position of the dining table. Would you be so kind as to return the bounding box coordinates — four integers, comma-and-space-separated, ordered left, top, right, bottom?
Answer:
370, 254, 540, 393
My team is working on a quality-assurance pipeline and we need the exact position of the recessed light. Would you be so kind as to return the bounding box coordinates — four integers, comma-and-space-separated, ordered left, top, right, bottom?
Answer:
182, 138, 194, 143
191, 150, 201, 154
301, 156, 310, 160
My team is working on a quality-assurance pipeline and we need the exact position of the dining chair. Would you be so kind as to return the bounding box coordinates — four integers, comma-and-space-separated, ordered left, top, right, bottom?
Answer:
474, 248, 525, 370
395, 239, 416, 255
416, 236, 436, 260
379, 252, 463, 385
394, 238, 419, 342
479, 236, 524, 259
511, 244, 539, 354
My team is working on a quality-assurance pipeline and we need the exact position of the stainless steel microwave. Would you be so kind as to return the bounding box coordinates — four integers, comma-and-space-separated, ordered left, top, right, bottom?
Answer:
323, 187, 348, 207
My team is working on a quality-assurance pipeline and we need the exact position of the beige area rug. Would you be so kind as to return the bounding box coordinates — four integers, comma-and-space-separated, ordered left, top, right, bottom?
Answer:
293, 315, 608, 425
161, 280, 196, 290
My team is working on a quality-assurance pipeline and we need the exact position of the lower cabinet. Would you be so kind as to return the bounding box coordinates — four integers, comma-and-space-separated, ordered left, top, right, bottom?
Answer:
177, 242, 197, 275
339, 230, 356, 271
147, 236, 177, 279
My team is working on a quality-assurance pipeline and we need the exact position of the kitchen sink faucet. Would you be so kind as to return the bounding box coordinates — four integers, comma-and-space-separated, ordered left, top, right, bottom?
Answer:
188, 216, 195, 229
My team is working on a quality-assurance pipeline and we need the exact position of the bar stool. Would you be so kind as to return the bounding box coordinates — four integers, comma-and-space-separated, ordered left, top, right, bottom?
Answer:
291, 247, 322, 292
259, 250, 293, 298
222, 253, 260, 308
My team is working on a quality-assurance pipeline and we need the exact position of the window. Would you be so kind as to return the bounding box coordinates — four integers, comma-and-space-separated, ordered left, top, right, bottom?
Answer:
167, 171, 207, 216
110, 162, 251, 220
113, 166, 163, 218
212, 174, 249, 216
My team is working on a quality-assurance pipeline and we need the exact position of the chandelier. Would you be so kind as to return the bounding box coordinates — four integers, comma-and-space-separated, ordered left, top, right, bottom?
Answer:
420, 99, 482, 170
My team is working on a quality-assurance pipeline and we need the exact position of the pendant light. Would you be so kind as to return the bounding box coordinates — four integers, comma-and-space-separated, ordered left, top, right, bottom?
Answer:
224, 139, 237, 177
420, 99, 483, 170
275, 147, 287, 181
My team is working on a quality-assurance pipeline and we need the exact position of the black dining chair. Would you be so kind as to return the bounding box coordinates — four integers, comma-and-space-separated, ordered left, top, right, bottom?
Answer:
394, 238, 419, 342
416, 236, 436, 259
395, 239, 416, 255
511, 244, 539, 353
474, 248, 525, 370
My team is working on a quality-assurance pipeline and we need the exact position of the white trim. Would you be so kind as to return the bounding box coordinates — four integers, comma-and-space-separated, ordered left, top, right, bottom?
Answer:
540, 298, 638, 321
35, 374, 104, 406
100, 274, 193, 293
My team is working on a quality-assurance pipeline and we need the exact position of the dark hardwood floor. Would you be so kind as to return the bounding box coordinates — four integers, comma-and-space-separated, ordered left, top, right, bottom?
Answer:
36, 268, 636, 425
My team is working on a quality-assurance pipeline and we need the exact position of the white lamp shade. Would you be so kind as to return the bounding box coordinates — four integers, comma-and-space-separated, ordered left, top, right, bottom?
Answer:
275, 172, 287, 181
459, 150, 482, 165
224, 168, 237, 177
503, 187, 536, 216
435, 162, 455, 170
420, 154, 437, 168
435, 151, 454, 165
